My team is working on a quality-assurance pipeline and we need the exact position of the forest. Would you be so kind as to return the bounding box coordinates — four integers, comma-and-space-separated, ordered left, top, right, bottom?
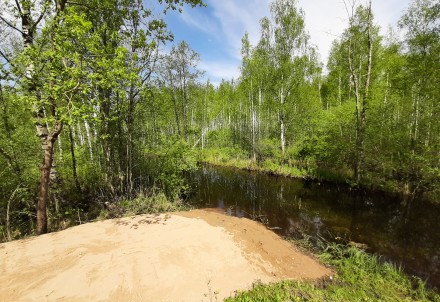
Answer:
0, 0, 439, 240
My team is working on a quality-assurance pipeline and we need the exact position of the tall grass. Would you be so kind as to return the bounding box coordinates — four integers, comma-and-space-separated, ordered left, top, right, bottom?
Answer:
98, 190, 189, 220
201, 148, 308, 178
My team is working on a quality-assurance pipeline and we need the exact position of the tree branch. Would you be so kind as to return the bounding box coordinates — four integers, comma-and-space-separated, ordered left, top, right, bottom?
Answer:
0, 15, 28, 38
0, 48, 15, 69
32, 6, 49, 32
14, 0, 22, 15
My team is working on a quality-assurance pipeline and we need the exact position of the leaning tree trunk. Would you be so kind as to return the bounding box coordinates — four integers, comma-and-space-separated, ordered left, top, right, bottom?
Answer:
18, 0, 68, 235
36, 122, 63, 235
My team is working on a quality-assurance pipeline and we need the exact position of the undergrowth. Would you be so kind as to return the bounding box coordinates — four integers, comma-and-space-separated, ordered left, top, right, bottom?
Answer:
98, 190, 189, 220
201, 148, 309, 178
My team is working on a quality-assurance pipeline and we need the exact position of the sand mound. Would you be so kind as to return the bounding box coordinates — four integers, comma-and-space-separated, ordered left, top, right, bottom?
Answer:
0, 209, 331, 301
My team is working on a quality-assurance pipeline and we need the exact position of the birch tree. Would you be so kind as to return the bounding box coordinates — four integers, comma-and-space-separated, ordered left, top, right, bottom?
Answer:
344, 0, 375, 183
271, 0, 313, 155
398, 0, 440, 195
162, 41, 203, 142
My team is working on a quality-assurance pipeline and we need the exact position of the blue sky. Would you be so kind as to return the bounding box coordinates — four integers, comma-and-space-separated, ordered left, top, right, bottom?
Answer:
159, 0, 412, 85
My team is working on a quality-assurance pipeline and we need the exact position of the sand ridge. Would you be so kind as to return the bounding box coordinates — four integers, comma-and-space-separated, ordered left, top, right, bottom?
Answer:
0, 209, 331, 301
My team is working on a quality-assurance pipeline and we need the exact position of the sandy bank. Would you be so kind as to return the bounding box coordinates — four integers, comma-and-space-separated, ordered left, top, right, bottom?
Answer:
0, 209, 331, 301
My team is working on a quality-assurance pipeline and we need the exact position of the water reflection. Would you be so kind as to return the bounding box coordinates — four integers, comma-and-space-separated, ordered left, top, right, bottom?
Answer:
188, 165, 440, 289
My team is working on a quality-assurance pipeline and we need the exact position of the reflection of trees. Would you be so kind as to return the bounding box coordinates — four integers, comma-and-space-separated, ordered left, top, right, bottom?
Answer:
349, 197, 359, 236
191, 165, 440, 288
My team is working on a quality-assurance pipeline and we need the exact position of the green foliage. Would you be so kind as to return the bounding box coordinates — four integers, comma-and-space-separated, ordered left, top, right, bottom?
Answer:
0, 186, 35, 242
255, 138, 282, 162
287, 136, 326, 163
0, 86, 39, 241
202, 128, 235, 149
227, 243, 440, 302
145, 137, 198, 199
0, 0, 208, 238
202, 147, 249, 164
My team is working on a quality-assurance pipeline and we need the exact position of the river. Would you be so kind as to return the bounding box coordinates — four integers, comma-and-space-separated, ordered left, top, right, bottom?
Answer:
188, 164, 440, 289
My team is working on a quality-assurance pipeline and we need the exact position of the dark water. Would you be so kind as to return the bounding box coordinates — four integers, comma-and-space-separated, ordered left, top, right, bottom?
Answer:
188, 165, 440, 289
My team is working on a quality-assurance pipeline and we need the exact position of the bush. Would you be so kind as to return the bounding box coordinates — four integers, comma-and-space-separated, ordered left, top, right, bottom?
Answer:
255, 138, 282, 162
144, 137, 198, 200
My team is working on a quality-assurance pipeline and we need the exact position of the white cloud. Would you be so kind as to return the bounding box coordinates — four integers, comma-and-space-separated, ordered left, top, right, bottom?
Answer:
199, 59, 241, 86
179, 7, 219, 34
175, 0, 413, 81
297, 0, 412, 65
174, 0, 271, 82
297, 0, 347, 65
209, 0, 270, 58
373, 0, 410, 27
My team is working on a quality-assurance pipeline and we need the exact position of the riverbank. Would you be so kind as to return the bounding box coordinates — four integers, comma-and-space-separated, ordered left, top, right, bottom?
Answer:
0, 209, 330, 301
190, 160, 440, 299
228, 241, 440, 301
1, 207, 438, 301
200, 148, 438, 203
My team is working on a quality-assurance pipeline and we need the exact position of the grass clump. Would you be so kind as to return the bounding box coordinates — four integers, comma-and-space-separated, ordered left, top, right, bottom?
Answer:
98, 191, 188, 220
226, 243, 440, 302
202, 148, 309, 179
